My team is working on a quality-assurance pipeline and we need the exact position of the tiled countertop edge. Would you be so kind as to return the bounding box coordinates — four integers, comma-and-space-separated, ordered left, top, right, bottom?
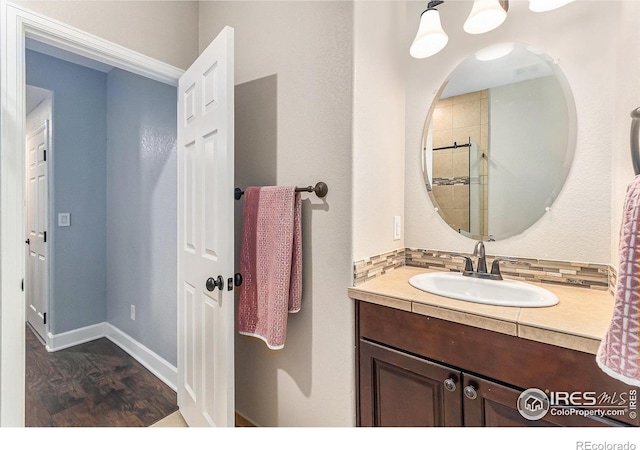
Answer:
348, 286, 603, 355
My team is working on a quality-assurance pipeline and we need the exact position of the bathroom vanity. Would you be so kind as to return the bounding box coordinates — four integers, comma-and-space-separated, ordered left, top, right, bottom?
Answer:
350, 16, 640, 428
349, 267, 639, 427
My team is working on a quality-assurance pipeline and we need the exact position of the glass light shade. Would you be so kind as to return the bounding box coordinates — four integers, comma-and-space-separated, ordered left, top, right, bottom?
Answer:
529, 0, 575, 12
463, 0, 507, 35
410, 9, 449, 59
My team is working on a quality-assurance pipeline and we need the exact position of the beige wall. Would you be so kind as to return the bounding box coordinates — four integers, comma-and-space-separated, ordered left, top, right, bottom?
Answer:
199, 1, 355, 427
610, 1, 640, 267
405, 0, 618, 264
352, 1, 406, 261
14, 1, 199, 69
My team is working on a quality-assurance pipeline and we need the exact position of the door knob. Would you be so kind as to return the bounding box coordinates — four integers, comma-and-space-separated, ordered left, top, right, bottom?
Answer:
25, 239, 30, 245
206, 275, 224, 292
226, 273, 244, 292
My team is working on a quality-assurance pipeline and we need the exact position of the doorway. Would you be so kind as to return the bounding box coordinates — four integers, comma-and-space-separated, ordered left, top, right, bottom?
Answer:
2, 4, 236, 427
23, 40, 180, 426
0, 2, 183, 425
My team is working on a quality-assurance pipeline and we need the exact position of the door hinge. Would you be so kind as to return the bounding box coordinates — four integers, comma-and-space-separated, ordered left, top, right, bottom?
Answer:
43, 313, 47, 325
21, 279, 24, 292
43, 150, 47, 162
44, 231, 47, 243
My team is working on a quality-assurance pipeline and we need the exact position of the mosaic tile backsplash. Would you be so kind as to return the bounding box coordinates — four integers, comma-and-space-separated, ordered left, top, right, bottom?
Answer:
608, 266, 617, 295
354, 247, 613, 292
353, 249, 405, 286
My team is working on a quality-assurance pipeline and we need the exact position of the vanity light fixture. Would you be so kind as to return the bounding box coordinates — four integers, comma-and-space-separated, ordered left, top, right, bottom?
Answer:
411, 0, 509, 59
409, 1, 449, 59
411, 0, 574, 59
529, 0, 575, 13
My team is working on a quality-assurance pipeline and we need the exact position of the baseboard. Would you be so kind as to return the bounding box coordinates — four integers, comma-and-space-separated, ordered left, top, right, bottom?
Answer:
105, 324, 177, 392
46, 322, 177, 392
46, 322, 108, 352
235, 412, 257, 427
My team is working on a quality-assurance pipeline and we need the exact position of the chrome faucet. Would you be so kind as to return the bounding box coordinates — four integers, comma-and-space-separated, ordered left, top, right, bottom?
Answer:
450, 241, 517, 281
473, 241, 487, 274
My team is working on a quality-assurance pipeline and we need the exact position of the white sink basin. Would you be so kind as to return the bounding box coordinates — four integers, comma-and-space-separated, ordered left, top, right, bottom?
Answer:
408, 272, 559, 308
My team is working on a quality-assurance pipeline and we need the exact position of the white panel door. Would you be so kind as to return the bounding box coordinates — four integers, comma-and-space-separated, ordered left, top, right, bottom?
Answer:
25, 121, 48, 341
177, 26, 235, 427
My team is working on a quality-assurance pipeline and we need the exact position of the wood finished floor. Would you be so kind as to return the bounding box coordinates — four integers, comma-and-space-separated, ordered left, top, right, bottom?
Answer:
25, 325, 178, 427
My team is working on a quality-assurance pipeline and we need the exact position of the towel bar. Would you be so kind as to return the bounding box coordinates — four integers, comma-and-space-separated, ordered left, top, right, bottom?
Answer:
631, 107, 640, 176
234, 182, 328, 200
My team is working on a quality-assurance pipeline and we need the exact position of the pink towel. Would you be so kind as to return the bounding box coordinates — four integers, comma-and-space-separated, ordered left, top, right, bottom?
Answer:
596, 176, 640, 387
238, 186, 302, 350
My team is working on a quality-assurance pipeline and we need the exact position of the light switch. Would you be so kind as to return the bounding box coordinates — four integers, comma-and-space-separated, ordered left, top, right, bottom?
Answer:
393, 216, 401, 241
58, 213, 70, 227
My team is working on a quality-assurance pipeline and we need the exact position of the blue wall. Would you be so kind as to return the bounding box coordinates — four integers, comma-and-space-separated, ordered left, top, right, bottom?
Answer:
106, 69, 177, 365
26, 54, 177, 366
26, 50, 108, 334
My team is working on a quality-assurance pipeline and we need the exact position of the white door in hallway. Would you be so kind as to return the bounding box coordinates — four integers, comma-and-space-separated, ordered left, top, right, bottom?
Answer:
177, 27, 235, 427
25, 120, 49, 342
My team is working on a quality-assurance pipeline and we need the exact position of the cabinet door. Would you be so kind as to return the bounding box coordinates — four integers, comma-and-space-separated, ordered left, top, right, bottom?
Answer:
462, 374, 623, 427
359, 340, 462, 427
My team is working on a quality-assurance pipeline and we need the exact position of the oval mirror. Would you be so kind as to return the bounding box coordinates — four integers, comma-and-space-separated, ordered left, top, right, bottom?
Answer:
422, 42, 576, 241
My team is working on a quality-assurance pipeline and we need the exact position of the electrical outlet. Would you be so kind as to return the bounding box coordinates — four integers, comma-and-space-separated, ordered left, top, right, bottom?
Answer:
130, 305, 135, 320
393, 216, 401, 241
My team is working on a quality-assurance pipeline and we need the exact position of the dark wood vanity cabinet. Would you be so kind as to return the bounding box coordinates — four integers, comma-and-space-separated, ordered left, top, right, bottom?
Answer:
461, 373, 621, 427
356, 301, 639, 428
360, 340, 462, 426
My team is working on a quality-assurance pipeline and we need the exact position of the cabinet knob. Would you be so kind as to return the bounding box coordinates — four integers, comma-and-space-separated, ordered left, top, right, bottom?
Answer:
443, 378, 456, 392
464, 385, 478, 400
